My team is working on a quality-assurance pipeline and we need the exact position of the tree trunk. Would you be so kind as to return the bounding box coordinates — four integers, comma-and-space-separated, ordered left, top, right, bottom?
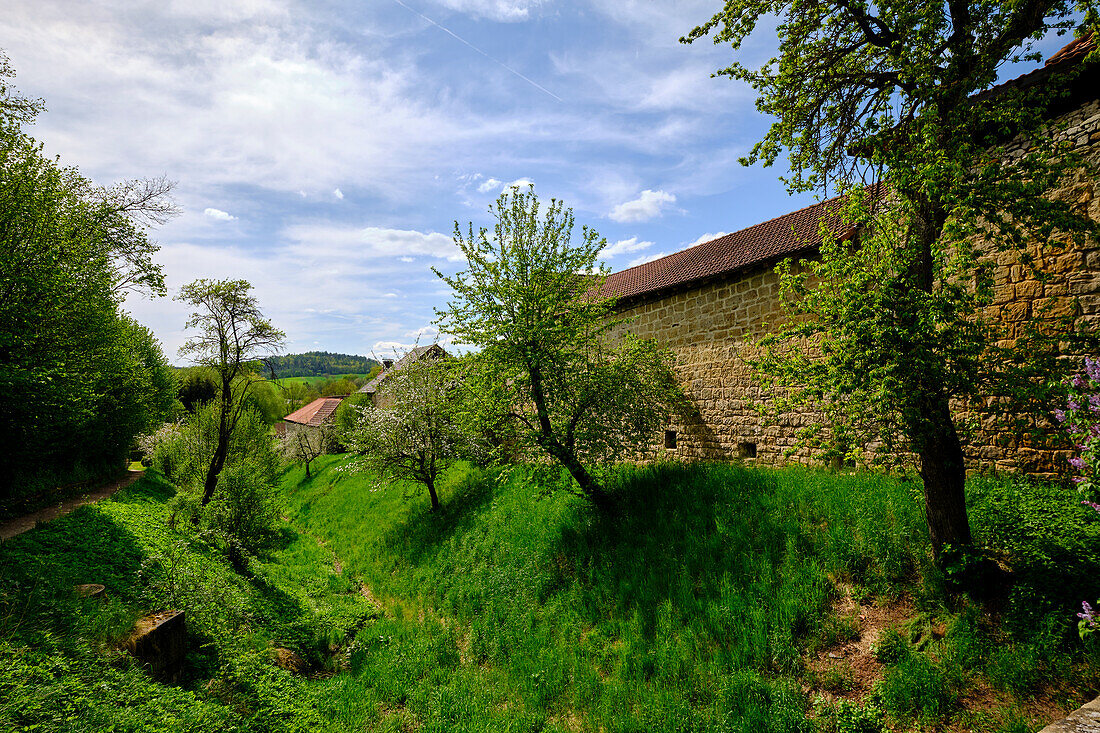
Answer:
425, 477, 440, 511
528, 362, 611, 507
917, 393, 972, 557
201, 439, 228, 506
201, 378, 233, 506
905, 190, 972, 559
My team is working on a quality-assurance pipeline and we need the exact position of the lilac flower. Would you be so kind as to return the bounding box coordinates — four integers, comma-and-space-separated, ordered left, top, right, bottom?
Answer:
1070, 456, 1088, 470
1075, 374, 1088, 390
1069, 399, 1081, 412
1080, 601, 1098, 627
1083, 500, 1100, 513
1055, 408, 1067, 423
1074, 476, 1086, 484
1087, 358, 1100, 382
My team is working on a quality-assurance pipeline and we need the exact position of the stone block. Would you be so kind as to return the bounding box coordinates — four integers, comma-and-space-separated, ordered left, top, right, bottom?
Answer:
126, 610, 186, 683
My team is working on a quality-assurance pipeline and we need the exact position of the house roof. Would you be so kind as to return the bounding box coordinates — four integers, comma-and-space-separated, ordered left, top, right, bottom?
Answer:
601, 189, 874, 303
358, 344, 449, 394
283, 396, 345, 426
602, 36, 1096, 306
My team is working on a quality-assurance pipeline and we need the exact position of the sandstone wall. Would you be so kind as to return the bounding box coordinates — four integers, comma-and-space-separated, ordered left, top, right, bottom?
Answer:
614, 96, 1100, 475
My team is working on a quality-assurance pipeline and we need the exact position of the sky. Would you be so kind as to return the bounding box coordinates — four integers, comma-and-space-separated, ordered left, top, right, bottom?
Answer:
1, 1, 1077, 362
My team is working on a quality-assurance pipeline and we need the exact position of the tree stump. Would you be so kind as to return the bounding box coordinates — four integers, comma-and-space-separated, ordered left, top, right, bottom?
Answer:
125, 610, 186, 683
74, 583, 105, 601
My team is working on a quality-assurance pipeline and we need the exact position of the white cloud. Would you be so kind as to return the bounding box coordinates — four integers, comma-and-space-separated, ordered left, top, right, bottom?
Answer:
602, 236, 653, 258
506, 177, 534, 189
333, 188, 344, 200
609, 189, 676, 223
628, 251, 669, 267
399, 256, 415, 263
282, 223, 461, 261
684, 231, 727, 248
433, 0, 544, 22
203, 207, 237, 221
477, 177, 502, 193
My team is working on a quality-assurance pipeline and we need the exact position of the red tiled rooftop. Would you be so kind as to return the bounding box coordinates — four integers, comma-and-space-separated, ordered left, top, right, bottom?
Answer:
601, 190, 869, 303
283, 396, 345, 426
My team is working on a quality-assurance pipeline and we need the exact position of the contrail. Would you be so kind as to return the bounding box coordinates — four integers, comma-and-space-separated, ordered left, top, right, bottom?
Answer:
388, 0, 564, 103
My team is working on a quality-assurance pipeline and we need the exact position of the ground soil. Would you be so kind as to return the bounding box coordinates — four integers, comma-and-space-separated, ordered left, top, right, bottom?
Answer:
0, 469, 145, 542
807, 583, 1092, 731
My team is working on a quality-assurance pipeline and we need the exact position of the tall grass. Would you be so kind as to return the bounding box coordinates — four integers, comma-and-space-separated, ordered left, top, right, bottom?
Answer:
282, 459, 948, 730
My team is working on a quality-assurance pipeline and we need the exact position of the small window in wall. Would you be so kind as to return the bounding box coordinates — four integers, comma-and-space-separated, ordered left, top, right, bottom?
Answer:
664, 430, 677, 450
738, 442, 757, 459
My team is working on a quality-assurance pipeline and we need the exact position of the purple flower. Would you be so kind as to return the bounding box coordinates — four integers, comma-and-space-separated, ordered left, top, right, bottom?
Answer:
1069, 399, 1081, 411
1075, 375, 1088, 390
1087, 358, 1100, 381
1083, 500, 1100, 513
1074, 476, 1087, 483
1070, 456, 1088, 470
1055, 408, 1067, 423
1080, 601, 1098, 626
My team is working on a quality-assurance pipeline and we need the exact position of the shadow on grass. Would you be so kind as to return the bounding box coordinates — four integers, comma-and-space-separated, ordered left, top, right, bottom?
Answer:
376, 465, 498, 566
560, 463, 800, 625
0, 504, 151, 640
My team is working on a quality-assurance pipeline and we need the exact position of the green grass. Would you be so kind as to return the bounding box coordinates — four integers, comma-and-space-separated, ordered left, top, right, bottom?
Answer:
278, 458, 1100, 731
5, 460, 1100, 731
274, 374, 371, 387
0, 471, 378, 732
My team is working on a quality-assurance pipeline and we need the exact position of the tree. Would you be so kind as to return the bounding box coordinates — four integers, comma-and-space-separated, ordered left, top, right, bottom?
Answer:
684, 4, 1100, 554
434, 187, 682, 506
177, 279, 285, 506
284, 422, 336, 480
341, 357, 466, 510
0, 52, 177, 500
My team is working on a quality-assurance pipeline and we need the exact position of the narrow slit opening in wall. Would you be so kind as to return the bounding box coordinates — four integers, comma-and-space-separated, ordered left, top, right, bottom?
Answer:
664, 430, 677, 450
738, 442, 757, 459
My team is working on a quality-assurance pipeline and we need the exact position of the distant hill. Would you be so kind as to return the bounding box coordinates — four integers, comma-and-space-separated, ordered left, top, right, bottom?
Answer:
265, 351, 380, 378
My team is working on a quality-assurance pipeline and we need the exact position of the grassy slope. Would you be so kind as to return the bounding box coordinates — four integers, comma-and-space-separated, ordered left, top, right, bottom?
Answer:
3, 462, 1099, 732
282, 457, 1100, 732
0, 471, 380, 732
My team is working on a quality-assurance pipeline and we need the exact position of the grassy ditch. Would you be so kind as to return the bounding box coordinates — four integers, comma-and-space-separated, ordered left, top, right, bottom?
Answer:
281, 457, 1100, 732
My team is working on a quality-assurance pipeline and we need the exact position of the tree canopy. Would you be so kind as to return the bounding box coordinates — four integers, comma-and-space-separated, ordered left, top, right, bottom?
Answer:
0, 52, 177, 503
434, 187, 682, 505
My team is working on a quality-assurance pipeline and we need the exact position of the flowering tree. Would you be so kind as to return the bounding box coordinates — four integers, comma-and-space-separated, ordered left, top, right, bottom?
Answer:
434, 187, 682, 506
341, 357, 468, 511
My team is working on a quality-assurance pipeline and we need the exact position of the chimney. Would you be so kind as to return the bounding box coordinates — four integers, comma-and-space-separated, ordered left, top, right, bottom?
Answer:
382, 358, 394, 370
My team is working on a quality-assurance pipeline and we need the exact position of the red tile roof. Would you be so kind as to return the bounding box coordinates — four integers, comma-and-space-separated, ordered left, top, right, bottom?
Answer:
283, 396, 345, 426
601, 189, 870, 303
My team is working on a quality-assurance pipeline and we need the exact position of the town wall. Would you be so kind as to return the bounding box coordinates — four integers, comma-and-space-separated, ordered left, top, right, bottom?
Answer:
612, 96, 1100, 476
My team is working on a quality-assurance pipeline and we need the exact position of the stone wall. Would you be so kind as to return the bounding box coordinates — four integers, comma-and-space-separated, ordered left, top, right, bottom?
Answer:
613, 95, 1100, 475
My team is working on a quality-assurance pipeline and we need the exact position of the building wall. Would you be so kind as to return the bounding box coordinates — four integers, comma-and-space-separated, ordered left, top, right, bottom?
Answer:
611, 96, 1100, 476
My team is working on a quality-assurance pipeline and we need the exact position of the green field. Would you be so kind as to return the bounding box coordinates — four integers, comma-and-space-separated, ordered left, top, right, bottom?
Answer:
274, 373, 371, 387
3, 461, 1099, 731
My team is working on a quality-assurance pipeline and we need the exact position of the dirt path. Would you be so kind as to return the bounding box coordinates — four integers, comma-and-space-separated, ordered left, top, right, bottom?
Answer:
0, 469, 146, 542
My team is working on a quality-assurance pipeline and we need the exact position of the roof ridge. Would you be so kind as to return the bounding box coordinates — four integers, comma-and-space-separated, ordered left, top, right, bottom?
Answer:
606, 187, 852, 281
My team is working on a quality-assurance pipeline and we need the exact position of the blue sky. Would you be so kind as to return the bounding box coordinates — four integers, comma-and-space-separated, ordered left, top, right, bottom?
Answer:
1, 0, 1076, 362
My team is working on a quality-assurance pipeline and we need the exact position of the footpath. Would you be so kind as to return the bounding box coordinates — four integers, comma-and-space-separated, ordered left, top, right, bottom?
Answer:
0, 469, 145, 542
